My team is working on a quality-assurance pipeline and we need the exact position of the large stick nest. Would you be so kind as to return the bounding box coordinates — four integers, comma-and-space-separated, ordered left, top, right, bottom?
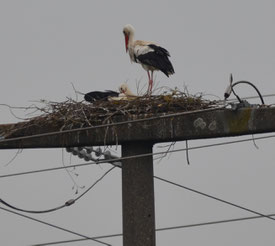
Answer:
1, 90, 219, 138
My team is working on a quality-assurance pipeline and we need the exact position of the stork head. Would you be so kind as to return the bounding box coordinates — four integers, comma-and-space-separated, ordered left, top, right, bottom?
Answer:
119, 83, 136, 97
123, 24, 135, 52
119, 83, 129, 94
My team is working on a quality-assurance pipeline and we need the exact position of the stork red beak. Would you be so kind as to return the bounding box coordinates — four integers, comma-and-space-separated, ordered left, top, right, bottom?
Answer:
125, 35, 129, 52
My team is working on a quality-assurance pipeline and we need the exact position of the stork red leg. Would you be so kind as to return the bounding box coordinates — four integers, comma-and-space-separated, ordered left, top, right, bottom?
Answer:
147, 71, 153, 94
150, 71, 154, 93
147, 71, 151, 82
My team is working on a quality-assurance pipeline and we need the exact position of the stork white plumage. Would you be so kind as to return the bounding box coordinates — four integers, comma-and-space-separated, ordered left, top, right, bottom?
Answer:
123, 24, 175, 94
110, 83, 136, 101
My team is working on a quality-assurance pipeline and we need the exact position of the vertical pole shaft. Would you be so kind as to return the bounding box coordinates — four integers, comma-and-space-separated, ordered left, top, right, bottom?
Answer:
122, 141, 155, 246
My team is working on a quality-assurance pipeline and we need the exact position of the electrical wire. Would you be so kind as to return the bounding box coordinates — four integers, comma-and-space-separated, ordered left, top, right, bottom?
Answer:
31, 212, 275, 245
3, 164, 274, 233
0, 206, 111, 246
0, 166, 115, 214
1, 93, 275, 245
29, 171, 275, 245
154, 176, 275, 221
157, 213, 275, 231
230, 93, 275, 102
1, 136, 275, 243
0, 134, 274, 216
1, 133, 275, 179
74, 166, 115, 202
0, 198, 67, 214
2, 134, 275, 229
231, 81, 265, 105
222, 75, 267, 104
86, 146, 275, 224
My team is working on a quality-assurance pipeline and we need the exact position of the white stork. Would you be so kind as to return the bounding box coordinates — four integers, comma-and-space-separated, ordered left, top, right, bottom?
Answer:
123, 24, 175, 94
84, 83, 136, 102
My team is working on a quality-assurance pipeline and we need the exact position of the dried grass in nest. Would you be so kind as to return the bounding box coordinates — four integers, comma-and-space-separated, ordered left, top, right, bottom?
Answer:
2, 91, 219, 138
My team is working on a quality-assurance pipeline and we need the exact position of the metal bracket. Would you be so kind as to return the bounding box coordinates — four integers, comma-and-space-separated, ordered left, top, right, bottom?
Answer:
229, 100, 259, 111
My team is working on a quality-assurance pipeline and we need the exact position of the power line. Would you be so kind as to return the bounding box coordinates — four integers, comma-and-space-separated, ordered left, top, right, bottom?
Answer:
3, 162, 274, 243
74, 166, 115, 202
0, 166, 115, 214
0, 198, 67, 214
205, 93, 275, 105
225, 93, 275, 103
1, 96, 274, 246
70, 146, 275, 224
31, 212, 275, 245
154, 176, 275, 221
0, 134, 274, 221
1, 133, 275, 179
65, 145, 275, 224
157, 213, 275, 231
2, 170, 274, 243
2, 147, 275, 245
0, 206, 111, 246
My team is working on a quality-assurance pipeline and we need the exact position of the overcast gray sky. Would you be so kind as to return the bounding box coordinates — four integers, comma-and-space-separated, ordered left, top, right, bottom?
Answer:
1, 0, 275, 245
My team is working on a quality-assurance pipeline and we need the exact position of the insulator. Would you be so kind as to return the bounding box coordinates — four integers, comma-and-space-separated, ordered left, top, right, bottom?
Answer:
113, 161, 122, 167
95, 147, 102, 157
71, 147, 79, 155
224, 84, 232, 99
85, 147, 93, 154
104, 150, 111, 159
84, 153, 92, 161
77, 150, 86, 158
65, 147, 72, 153
224, 73, 233, 99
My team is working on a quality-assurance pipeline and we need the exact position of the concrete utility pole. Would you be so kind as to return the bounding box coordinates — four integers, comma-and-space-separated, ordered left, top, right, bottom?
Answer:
122, 142, 155, 246
1, 107, 275, 246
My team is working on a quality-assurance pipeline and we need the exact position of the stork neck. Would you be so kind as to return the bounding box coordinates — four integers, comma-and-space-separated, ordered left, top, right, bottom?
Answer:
128, 34, 134, 45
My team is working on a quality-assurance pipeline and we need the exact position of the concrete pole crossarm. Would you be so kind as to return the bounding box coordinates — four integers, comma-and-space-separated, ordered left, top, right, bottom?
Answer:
0, 107, 275, 149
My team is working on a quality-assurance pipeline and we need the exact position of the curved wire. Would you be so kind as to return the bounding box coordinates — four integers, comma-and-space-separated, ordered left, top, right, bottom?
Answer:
0, 198, 67, 214
74, 166, 115, 202
231, 81, 265, 105
0, 167, 115, 214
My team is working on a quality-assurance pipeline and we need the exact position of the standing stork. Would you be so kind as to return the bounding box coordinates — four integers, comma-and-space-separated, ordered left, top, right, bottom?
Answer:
123, 24, 175, 94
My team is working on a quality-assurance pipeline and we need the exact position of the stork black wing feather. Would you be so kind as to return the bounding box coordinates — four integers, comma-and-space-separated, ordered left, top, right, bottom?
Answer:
148, 44, 170, 57
137, 45, 174, 77
84, 90, 119, 102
